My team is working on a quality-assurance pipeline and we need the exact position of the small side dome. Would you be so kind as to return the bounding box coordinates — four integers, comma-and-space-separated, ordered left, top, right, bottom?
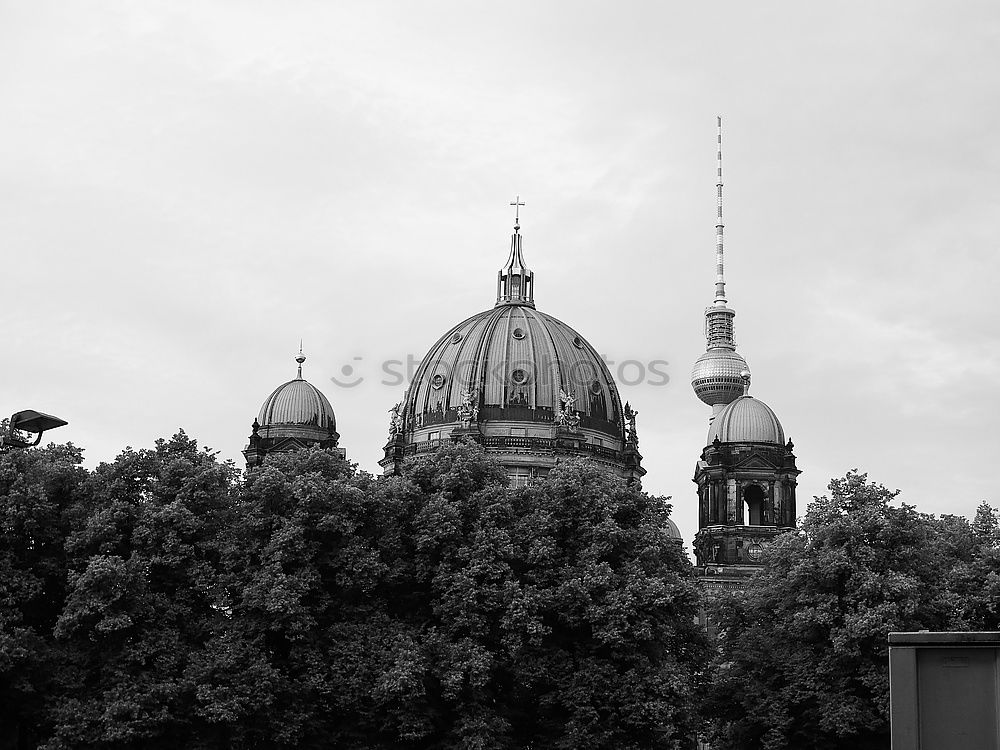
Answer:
258, 379, 336, 432
664, 516, 683, 543
707, 395, 784, 445
255, 349, 339, 442
243, 348, 343, 469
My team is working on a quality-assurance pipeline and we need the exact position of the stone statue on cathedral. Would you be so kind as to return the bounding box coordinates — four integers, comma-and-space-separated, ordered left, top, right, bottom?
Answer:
556, 388, 581, 431
457, 389, 480, 428
387, 402, 403, 439
624, 402, 639, 447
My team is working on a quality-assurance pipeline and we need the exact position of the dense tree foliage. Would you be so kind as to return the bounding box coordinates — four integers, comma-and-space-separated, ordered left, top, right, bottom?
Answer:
0, 441, 87, 749
46, 433, 236, 749
366, 446, 708, 749
700, 471, 1000, 750
1, 437, 705, 748
8, 437, 997, 750
197, 444, 707, 748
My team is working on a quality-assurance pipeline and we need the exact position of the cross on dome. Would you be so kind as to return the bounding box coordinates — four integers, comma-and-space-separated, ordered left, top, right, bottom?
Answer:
510, 195, 525, 229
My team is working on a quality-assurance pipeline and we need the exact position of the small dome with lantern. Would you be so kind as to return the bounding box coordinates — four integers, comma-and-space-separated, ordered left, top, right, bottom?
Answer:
243, 348, 342, 467
706, 394, 785, 446
664, 516, 683, 543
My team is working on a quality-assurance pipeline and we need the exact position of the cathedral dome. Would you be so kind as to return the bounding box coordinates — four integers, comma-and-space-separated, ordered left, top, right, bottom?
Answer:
664, 516, 683, 542
382, 209, 642, 483
244, 349, 342, 468
258, 378, 337, 432
706, 395, 784, 446
257, 349, 339, 438
403, 304, 622, 439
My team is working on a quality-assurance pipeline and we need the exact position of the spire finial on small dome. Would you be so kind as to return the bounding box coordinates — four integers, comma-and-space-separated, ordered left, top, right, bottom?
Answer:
295, 341, 306, 379
740, 369, 751, 395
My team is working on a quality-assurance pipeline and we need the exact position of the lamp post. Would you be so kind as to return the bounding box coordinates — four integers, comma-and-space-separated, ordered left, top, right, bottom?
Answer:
0, 410, 68, 451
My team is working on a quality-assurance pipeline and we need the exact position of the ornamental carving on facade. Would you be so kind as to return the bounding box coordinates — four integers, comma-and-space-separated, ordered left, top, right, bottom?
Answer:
556, 388, 581, 431
387, 402, 403, 439
624, 401, 639, 447
457, 389, 480, 427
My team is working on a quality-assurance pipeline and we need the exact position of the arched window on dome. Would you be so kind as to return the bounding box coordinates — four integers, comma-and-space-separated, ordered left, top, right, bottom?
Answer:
589, 382, 606, 420
744, 484, 766, 526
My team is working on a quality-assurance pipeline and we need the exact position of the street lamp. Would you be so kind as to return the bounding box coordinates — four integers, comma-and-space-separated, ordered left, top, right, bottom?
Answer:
0, 410, 68, 450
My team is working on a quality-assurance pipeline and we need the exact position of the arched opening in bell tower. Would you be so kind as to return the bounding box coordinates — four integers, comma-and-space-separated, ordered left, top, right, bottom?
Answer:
744, 484, 766, 526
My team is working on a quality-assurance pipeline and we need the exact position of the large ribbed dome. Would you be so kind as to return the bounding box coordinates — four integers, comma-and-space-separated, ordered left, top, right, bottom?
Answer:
707, 395, 784, 445
404, 304, 622, 439
258, 378, 336, 431
382, 215, 643, 483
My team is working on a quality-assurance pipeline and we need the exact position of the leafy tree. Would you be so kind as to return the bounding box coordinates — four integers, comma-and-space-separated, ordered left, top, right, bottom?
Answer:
700, 471, 974, 750
191, 446, 369, 747
2, 435, 706, 748
362, 444, 708, 749
0, 417, 34, 449
950, 501, 1000, 631
44, 432, 236, 749
200, 442, 707, 749
971, 501, 1000, 548
0, 442, 87, 750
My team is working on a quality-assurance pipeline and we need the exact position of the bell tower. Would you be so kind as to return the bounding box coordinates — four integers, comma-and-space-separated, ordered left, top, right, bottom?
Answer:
692, 388, 800, 589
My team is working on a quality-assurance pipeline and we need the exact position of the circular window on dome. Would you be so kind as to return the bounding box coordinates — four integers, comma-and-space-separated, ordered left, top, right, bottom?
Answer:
589, 380, 603, 395
572, 336, 585, 349
451, 332, 463, 344
510, 369, 529, 385
431, 373, 446, 390
512, 327, 525, 340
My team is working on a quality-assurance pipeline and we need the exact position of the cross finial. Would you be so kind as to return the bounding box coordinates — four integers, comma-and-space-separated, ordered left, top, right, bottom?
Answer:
510, 195, 525, 230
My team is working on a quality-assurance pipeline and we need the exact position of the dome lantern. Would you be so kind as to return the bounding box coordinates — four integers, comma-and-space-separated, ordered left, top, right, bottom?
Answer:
496, 196, 535, 308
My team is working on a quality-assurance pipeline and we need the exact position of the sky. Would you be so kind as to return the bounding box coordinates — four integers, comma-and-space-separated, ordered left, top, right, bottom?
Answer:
3, 0, 999, 543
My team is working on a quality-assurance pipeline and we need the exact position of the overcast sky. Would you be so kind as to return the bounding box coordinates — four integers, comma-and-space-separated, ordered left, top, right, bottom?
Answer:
3, 0, 999, 542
